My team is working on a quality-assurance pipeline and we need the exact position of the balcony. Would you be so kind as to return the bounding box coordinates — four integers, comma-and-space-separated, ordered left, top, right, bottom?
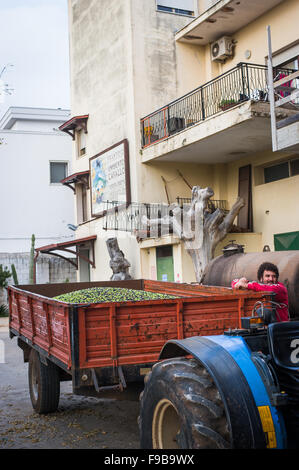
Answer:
140, 63, 298, 164
102, 198, 228, 238
176, 197, 228, 214
271, 70, 299, 153
277, 117, 299, 153
176, 0, 285, 46
102, 201, 173, 237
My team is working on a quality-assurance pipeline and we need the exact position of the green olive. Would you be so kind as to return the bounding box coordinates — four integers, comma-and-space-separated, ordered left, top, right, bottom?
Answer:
53, 287, 177, 304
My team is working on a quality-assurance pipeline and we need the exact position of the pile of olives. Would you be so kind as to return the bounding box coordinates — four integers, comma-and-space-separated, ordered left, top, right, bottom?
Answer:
54, 286, 178, 304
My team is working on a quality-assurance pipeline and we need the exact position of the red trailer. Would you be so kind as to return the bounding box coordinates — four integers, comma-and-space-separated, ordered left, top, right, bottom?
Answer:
8, 279, 272, 413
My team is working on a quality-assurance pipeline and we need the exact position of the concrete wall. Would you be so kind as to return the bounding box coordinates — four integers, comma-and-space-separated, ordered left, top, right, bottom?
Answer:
0, 253, 77, 286
0, 253, 77, 305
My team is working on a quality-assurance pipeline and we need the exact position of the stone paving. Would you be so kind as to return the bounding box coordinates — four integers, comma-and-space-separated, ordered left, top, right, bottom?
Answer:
0, 319, 140, 449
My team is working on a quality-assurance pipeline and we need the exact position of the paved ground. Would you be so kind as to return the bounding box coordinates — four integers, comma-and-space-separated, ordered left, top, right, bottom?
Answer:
0, 318, 141, 449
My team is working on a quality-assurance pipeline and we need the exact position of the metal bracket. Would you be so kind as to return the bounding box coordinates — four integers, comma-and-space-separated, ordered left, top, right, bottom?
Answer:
251, 352, 289, 406
117, 366, 127, 390
91, 366, 127, 394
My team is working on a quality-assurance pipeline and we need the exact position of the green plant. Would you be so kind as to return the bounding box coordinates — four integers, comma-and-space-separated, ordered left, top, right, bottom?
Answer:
11, 264, 19, 286
0, 304, 8, 317
218, 99, 237, 109
0, 264, 12, 288
29, 234, 35, 284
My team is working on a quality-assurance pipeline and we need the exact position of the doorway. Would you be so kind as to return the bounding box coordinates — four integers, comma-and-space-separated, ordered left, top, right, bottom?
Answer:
237, 164, 253, 231
156, 245, 174, 282
79, 248, 91, 281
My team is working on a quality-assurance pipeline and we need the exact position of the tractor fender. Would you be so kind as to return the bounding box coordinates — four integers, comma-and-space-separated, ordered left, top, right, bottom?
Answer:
159, 335, 287, 449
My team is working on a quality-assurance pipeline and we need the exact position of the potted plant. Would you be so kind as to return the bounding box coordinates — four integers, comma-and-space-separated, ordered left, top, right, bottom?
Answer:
218, 99, 237, 111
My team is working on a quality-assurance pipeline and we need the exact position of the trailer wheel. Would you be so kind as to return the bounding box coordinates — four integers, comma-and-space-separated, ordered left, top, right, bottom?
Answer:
139, 357, 231, 449
28, 349, 60, 414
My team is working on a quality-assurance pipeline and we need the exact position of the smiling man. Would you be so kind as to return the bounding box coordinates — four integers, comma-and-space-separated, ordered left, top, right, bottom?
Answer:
232, 262, 289, 322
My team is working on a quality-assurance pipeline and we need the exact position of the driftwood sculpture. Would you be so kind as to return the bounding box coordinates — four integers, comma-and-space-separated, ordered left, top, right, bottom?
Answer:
143, 186, 245, 283
106, 238, 132, 281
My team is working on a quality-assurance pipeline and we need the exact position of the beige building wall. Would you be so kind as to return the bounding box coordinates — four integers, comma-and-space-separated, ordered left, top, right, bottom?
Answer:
175, 0, 299, 86
221, 0, 299, 72
225, 146, 299, 251
141, 162, 214, 204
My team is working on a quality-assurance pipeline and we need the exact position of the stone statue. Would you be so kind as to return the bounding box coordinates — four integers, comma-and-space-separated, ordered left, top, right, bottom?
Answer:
106, 238, 132, 281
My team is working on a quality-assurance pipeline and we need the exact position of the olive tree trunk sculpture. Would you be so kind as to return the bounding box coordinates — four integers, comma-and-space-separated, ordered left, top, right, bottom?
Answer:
143, 186, 245, 283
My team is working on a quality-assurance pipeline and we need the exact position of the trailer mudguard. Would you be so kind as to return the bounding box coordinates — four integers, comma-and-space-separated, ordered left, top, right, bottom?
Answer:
159, 335, 287, 449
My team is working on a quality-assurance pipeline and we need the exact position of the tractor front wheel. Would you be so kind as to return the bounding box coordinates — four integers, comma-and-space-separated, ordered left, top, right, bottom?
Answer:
139, 357, 231, 449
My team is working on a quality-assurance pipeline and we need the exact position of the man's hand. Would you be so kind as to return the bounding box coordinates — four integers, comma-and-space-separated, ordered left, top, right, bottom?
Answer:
233, 277, 249, 289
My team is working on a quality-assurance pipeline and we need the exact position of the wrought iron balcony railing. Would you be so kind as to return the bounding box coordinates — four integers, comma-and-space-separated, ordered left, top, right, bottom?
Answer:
176, 197, 228, 214
102, 200, 174, 236
140, 62, 296, 148
102, 198, 229, 237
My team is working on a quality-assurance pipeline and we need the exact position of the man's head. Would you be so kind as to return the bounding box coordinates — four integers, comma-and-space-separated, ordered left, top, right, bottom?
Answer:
257, 262, 279, 284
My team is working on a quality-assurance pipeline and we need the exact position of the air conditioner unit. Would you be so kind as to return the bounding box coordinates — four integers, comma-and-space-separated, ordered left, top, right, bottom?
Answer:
211, 36, 234, 62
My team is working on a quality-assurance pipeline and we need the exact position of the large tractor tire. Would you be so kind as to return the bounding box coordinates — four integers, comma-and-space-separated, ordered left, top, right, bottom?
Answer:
28, 349, 60, 414
139, 357, 231, 449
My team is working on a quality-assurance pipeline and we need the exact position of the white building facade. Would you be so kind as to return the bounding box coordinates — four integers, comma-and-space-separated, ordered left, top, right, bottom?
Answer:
0, 107, 75, 253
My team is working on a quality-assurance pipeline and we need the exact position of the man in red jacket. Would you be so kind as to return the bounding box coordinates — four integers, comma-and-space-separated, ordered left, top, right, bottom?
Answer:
231, 262, 289, 322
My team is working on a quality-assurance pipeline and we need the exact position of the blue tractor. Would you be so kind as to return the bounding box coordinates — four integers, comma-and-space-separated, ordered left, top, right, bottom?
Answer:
139, 305, 299, 449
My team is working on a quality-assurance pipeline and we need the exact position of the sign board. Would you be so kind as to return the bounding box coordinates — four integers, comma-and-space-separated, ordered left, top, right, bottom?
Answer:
89, 139, 130, 217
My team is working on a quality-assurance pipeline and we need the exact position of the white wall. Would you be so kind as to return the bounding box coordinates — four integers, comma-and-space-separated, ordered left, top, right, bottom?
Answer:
0, 112, 75, 253
9, 120, 62, 132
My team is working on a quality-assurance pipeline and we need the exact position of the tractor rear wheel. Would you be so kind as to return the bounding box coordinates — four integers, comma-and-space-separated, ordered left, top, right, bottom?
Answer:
139, 357, 231, 449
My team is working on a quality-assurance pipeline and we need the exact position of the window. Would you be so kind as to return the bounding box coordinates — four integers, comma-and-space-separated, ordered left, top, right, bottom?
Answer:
50, 161, 68, 184
156, 0, 194, 16
263, 157, 299, 184
156, 245, 174, 282
77, 183, 88, 224
290, 158, 299, 176
77, 129, 86, 157
264, 162, 289, 183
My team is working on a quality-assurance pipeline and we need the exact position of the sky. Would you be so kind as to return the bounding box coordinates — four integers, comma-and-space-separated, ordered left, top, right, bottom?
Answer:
0, 0, 70, 116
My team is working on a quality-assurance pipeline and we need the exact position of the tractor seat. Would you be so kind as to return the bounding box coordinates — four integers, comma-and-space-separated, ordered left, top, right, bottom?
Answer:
267, 321, 299, 401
